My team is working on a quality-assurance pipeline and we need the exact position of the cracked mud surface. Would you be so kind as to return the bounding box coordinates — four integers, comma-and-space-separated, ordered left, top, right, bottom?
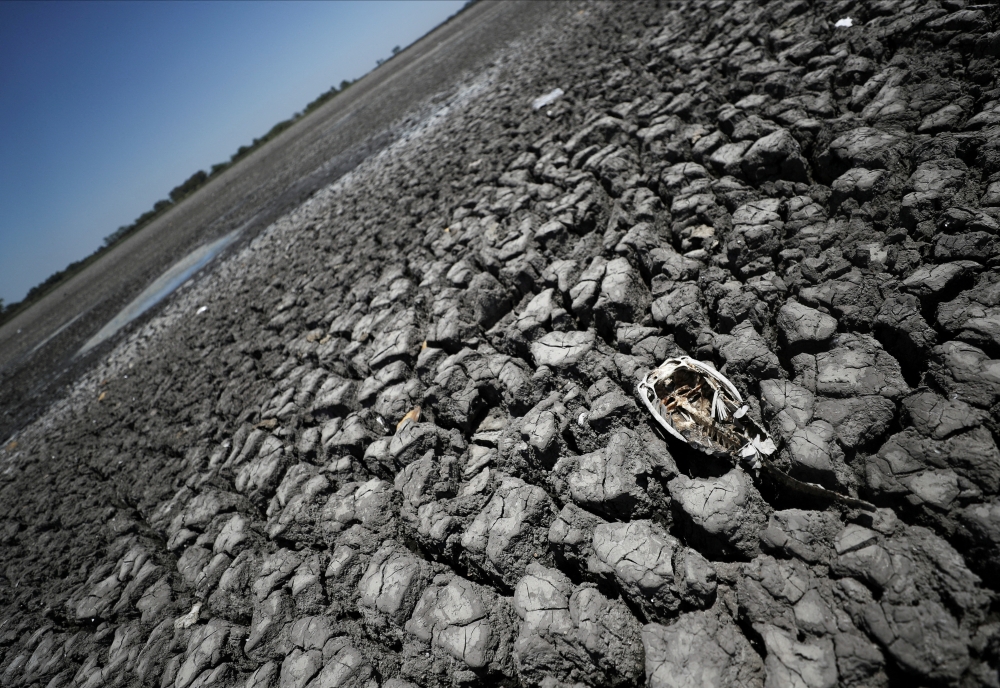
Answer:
2, 1, 1000, 686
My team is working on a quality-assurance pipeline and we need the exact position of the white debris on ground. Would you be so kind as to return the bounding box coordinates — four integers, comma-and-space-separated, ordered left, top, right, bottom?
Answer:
173, 602, 202, 629
834, 17, 853, 27
531, 87, 564, 110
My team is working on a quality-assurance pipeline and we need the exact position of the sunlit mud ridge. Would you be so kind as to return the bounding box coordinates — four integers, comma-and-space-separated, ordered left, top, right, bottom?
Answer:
2, 1, 1000, 687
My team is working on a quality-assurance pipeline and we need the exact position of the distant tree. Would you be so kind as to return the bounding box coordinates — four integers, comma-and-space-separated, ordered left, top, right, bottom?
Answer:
169, 170, 209, 202
265, 120, 294, 139
152, 199, 172, 213
377, 58, 385, 66
232, 145, 253, 162
340, 80, 353, 90
103, 225, 129, 247
392, 45, 401, 55
0, 298, 5, 313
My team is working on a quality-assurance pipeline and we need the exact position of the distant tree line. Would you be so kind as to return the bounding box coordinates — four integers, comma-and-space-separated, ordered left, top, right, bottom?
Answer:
1, 0, 485, 328
0, 77, 360, 327
377, 46, 402, 67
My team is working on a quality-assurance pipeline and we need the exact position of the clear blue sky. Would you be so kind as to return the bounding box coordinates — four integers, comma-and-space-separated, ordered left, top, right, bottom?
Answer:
0, 0, 465, 305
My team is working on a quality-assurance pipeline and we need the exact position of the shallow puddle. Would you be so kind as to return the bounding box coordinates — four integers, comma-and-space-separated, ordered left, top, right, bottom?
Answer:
76, 229, 241, 356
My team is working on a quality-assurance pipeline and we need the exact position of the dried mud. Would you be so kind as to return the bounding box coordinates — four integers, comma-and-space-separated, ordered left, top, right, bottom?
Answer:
2, 1, 999, 687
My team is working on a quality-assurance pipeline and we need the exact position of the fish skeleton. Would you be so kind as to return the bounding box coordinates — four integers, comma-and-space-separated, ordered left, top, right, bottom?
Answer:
636, 356, 875, 511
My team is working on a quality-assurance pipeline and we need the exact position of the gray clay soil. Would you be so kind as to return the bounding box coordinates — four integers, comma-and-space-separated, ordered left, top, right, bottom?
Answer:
0, 0, 563, 442
2, 1, 1000, 687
